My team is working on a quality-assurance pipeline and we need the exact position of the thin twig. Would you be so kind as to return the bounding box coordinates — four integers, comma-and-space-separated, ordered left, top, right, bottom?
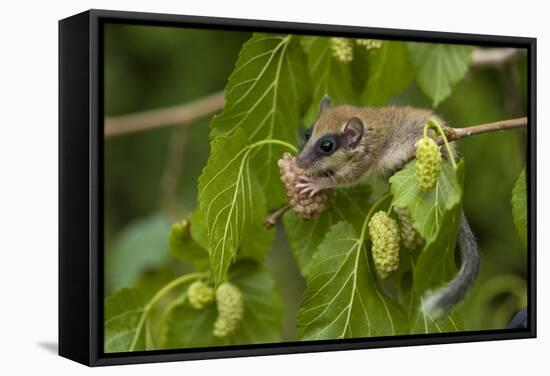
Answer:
443, 117, 527, 143
264, 203, 292, 229
471, 48, 525, 67
104, 91, 225, 137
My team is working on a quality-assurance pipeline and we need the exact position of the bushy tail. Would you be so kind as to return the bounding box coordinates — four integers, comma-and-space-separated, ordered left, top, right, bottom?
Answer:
422, 212, 479, 319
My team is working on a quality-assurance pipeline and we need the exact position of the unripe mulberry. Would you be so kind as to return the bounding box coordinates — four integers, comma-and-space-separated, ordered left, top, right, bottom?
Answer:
278, 153, 329, 219
329, 38, 353, 63
355, 39, 382, 50
187, 280, 214, 309
213, 282, 244, 338
368, 211, 400, 279
415, 137, 441, 192
394, 207, 422, 250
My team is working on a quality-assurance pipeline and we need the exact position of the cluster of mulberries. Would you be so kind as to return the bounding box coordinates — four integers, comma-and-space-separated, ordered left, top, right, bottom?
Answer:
355, 39, 382, 50
329, 37, 354, 63
368, 211, 401, 279
187, 280, 214, 310
394, 207, 422, 250
213, 282, 244, 338
415, 136, 442, 192
278, 153, 329, 220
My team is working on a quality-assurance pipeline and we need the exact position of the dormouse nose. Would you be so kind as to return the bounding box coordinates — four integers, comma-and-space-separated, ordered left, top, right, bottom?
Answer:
295, 151, 314, 169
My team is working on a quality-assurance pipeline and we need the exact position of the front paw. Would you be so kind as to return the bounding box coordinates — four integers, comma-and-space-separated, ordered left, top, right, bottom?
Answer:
296, 178, 323, 198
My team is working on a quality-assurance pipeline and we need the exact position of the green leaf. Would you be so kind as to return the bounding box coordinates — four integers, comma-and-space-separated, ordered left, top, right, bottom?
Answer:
407, 43, 472, 107
409, 302, 464, 334
197, 128, 274, 286
190, 208, 208, 249
390, 160, 463, 242
210, 33, 310, 206
162, 262, 283, 349
297, 221, 408, 340
412, 206, 462, 298
192, 207, 267, 267
301, 36, 356, 123
511, 168, 527, 246
168, 220, 209, 270
104, 288, 146, 353
361, 41, 415, 105
409, 192, 464, 333
390, 160, 466, 333
107, 213, 171, 292
283, 186, 371, 277
135, 265, 178, 301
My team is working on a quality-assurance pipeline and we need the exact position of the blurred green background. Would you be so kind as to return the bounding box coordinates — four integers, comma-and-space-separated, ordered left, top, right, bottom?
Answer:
104, 23, 528, 340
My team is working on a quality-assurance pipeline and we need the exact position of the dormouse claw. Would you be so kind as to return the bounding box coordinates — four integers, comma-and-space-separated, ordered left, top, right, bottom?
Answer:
296, 180, 323, 198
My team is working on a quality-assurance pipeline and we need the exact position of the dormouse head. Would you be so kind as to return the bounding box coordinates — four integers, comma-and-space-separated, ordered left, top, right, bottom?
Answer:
296, 95, 367, 184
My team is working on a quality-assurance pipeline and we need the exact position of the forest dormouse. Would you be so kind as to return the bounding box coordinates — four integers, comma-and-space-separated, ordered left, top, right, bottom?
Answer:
295, 95, 479, 319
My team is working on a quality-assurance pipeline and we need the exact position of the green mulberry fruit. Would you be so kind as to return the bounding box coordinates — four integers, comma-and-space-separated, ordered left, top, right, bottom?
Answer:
368, 211, 401, 278
213, 282, 244, 338
394, 207, 422, 250
355, 39, 382, 50
329, 38, 353, 63
187, 280, 214, 310
415, 137, 442, 192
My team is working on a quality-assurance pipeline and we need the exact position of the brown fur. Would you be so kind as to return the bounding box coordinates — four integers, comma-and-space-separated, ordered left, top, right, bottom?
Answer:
298, 104, 446, 185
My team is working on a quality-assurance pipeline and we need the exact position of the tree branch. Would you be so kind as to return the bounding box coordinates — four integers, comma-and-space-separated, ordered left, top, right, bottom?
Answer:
264, 203, 292, 229
471, 48, 525, 67
443, 117, 527, 143
104, 91, 225, 137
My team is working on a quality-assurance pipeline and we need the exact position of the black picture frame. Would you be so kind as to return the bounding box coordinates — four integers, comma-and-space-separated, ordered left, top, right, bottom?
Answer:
59, 8, 537, 367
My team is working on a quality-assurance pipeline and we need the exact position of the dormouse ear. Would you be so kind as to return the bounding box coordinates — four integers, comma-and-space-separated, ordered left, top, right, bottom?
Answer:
343, 117, 363, 148
319, 95, 332, 113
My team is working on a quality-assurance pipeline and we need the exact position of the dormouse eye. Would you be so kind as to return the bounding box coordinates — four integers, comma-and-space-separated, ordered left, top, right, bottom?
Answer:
317, 137, 336, 154
321, 140, 333, 152
305, 128, 312, 140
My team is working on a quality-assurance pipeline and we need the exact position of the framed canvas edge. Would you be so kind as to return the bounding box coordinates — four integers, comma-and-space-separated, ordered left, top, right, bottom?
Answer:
88, 8, 536, 46
59, 10, 93, 366
58, 8, 537, 367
